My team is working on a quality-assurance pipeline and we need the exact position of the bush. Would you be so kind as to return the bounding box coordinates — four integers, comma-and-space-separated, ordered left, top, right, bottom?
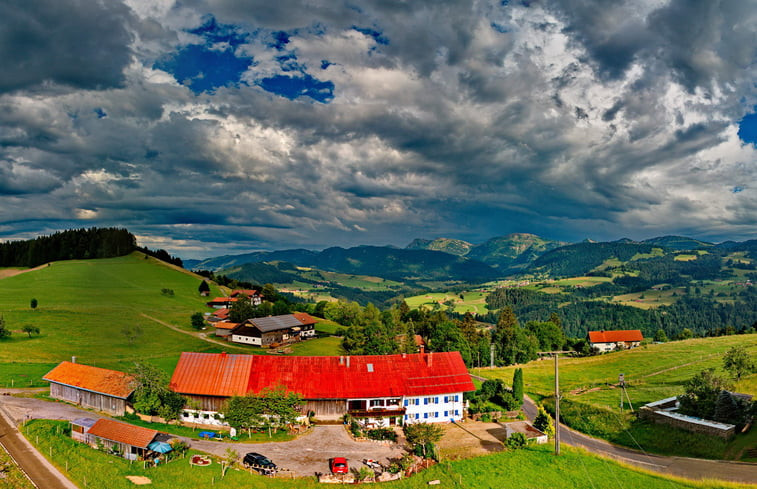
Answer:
365, 427, 397, 442
507, 432, 528, 449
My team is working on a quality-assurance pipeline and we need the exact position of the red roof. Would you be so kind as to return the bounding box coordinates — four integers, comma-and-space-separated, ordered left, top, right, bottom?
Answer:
87, 418, 158, 449
214, 322, 239, 330
231, 289, 260, 297
170, 352, 474, 399
43, 362, 134, 399
213, 308, 229, 319
170, 352, 254, 397
588, 330, 643, 343
292, 312, 318, 326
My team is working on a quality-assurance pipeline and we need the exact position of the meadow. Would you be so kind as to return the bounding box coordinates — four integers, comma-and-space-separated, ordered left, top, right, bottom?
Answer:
475, 334, 757, 459
0, 253, 342, 386
22, 419, 752, 489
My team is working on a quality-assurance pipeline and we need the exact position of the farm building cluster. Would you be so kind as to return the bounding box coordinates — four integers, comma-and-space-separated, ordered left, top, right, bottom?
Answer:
43, 351, 474, 428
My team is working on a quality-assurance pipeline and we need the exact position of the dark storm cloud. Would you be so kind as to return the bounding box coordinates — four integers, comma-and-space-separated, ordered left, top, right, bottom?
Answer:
0, 0, 756, 258
0, 0, 135, 94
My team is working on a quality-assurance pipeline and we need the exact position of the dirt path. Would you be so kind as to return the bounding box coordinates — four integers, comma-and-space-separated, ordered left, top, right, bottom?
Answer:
0, 263, 50, 280
640, 355, 720, 378
139, 314, 250, 352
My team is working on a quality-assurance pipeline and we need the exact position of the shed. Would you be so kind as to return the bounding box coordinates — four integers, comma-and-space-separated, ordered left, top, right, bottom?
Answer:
503, 421, 548, 444
43, 361, 134, 416
85, 418, 162, 460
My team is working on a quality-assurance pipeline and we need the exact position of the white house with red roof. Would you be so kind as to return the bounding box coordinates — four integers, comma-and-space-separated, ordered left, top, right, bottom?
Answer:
169, 351, 474, 426
588, 329, 643, 353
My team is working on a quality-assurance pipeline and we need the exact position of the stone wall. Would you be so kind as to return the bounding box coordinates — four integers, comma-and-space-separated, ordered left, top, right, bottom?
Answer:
639, 406, 735, 439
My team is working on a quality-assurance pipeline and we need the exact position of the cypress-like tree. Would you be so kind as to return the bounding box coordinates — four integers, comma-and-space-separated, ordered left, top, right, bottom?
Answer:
512, 368, 524, 404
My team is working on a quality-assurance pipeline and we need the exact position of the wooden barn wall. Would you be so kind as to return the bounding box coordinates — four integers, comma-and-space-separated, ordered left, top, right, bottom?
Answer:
49, 383, 126, 416
303, 400, 347, 420
184, 394, 228, 412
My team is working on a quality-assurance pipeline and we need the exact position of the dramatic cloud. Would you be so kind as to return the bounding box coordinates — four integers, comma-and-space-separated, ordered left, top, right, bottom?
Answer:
1, 0, 756, 258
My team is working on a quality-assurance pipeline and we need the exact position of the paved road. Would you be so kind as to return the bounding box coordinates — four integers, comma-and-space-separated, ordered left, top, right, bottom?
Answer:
0, 393, 78, 489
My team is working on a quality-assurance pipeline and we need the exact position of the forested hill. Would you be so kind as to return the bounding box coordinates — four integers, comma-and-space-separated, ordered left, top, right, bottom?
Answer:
0, 228, 136, 267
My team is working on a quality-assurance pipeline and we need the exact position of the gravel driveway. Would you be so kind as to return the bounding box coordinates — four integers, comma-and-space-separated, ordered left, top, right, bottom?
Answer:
0, 392, 406, 477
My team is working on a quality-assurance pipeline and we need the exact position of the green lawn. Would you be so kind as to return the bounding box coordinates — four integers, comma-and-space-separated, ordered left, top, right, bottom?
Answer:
22, 419, 750, 489
0, 443, 35, 489
404, 291, 490, 315
475, 334, 757, 459
0, 253, 342, 386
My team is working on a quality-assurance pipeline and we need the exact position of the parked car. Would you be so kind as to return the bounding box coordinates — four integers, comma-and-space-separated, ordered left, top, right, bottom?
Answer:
243, 452, 277, 474
330, 457, 349, 474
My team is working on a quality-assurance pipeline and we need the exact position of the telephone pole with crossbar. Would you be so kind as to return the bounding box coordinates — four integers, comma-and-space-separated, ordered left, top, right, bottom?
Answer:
538, 350, 573, 455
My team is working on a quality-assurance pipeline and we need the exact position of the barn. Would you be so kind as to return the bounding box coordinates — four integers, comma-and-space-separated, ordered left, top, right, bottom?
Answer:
169, 351, 474, 426
43, 361, 134, 416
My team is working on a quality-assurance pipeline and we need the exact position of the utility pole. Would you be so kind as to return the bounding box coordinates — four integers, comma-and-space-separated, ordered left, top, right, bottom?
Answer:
538, 350, 573, 456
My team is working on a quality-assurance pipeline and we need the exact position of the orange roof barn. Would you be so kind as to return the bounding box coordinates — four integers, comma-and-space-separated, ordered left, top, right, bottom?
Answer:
43, 362, 134, 399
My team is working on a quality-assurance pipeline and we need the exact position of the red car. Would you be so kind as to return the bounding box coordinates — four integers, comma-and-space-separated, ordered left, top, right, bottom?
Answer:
330, 457, 349, 474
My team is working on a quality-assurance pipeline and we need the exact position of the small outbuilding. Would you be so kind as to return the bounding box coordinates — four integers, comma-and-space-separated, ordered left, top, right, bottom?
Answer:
503, 421, 548, 444
44, 361, 134, 416
83, 418, 167, 461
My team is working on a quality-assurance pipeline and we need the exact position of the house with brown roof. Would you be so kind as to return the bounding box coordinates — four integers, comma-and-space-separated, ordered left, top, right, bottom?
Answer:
169, 351, 474, 426
73, 418, 169, 460
588, 330, 643, 353
230, 313, 317, 346
44, 361, 135, 416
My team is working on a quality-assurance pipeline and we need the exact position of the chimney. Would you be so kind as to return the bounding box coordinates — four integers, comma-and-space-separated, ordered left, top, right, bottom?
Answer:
427, 352, 433, 367
221, 351, 227, 358
71, 356, 76, 364
346, 356, 350, 368
339, 356, 344, 365
402, 353, 406, 358
418, 344, 425, 354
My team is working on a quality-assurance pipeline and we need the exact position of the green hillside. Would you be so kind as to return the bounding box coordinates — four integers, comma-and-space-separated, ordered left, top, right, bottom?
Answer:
477, 334, 757, 460
0, 253, 340, 386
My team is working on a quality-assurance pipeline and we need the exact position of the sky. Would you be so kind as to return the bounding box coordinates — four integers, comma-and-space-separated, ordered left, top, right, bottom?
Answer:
1, 0, 756, 259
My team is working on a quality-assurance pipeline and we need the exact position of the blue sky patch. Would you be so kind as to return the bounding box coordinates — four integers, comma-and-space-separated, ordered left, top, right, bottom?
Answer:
93, 108, 107, 118
738, 109, 757, 146
352, 26, 389, 45
155, 44, 252, 94
732, 187, 744, 193
258, 74, 334, 103
189, 16, 248, 48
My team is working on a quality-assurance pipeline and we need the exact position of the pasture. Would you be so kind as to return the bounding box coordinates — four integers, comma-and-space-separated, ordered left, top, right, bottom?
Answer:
475, 334, 757, 459
0, 253, 341, 386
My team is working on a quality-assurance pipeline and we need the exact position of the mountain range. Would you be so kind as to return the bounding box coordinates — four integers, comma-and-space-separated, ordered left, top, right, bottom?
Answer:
186, 233, 757, 284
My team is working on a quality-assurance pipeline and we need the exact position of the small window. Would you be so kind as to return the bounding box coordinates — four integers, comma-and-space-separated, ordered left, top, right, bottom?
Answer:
367, 363, 374, 372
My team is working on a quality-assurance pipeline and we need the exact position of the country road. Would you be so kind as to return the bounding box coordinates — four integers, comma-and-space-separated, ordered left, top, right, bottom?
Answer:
470, 373, 757, 485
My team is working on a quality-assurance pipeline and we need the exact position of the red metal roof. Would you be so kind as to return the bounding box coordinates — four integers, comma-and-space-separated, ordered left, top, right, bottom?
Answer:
43, 362, 134, 399
169, 352, 254, 397
170, 352, 474, 399
292, 312, 318, 326
588, 330, 643, 343
87, 418, 158, 449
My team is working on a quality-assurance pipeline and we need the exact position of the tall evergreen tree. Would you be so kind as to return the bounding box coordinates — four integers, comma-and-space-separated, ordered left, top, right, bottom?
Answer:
512, 368, 524, 404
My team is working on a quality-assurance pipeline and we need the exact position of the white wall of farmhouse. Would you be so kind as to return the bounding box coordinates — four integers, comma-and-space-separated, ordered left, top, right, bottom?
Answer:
403, 393, 464, 423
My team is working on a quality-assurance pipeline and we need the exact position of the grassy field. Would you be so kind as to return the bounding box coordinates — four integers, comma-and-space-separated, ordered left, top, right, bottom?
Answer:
475, 334, 757, 459
0, 253, 342, 386
0, 443, 35, 489
22, 419, 751, 489
404, 291, 490, 314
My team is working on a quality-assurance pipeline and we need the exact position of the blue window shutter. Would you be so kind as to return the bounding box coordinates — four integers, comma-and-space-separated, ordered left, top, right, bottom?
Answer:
424, 413, 428, 419
424, 398, 429, 405
404, 399, 408, 407
455, 395, 459, 402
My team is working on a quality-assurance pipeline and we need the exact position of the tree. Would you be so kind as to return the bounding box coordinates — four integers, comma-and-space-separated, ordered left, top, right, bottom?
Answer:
222, 386, 303, 438
190, 312, 205, 330
228, 295, 256, 323
221, 448, 239, 478
677, 369, 732, 420
30, 298, 38, 309
0, 315, 10, 339
677, 328, 694, 340
121, 324, 143, 345
22, 325, 40, 338
723, 345, 756, 381
533, 405, 555, 438
506, 432, 528, 449
512, 368, 524, 404
653, 329, 668, 342
131, 362, 186, 420
198, 280, 210, 295
403, 422, 445, 458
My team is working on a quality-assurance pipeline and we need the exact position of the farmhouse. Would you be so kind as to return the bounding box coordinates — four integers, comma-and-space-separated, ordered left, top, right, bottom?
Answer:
229, 312, 318, 346
43, 361, 134, 416
588, 329, 643, 353
72, 417, 169, 460
230, 289, 263, 306
169, 351, 474, 426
